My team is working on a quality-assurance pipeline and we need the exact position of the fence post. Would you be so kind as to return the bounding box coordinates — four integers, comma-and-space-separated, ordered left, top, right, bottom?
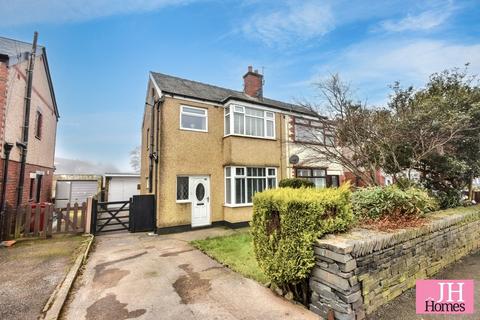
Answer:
85, 197, 95, 234
14, 206, 24, 239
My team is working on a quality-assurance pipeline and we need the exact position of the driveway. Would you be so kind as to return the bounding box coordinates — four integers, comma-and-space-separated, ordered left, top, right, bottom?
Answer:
62, 228, 319, 320
0, 236, 85, 320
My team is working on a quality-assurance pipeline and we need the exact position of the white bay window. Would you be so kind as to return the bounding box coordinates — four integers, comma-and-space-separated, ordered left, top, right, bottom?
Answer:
225, 105, 275, 139
225, 166, 277, 206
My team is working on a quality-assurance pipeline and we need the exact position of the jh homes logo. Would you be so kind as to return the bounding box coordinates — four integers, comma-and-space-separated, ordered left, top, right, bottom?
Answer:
416, 280, 474, 314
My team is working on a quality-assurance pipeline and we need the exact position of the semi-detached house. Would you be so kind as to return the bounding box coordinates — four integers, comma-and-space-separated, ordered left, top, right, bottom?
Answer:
140, 66, 344, 233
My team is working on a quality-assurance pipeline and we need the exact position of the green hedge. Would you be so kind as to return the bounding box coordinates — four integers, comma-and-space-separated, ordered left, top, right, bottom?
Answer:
250, 184, 353, 301
351, 185, 438, 219
278, 178, 315, 189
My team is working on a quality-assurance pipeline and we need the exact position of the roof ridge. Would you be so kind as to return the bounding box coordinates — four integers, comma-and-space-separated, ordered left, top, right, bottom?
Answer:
0, 35, 44, 49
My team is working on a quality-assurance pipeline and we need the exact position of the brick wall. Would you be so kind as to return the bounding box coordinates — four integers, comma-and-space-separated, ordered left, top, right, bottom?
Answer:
309, 207, 480, 320
0, 159, 53, 206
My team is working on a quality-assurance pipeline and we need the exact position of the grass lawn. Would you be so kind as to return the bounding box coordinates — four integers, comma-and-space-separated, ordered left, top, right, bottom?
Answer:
191, 231, 268, 284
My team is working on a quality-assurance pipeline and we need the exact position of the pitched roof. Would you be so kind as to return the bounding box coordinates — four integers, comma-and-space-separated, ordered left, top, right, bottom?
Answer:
0, 36, 44, 64
150, 72, 317, 116
0, 36, 59, 118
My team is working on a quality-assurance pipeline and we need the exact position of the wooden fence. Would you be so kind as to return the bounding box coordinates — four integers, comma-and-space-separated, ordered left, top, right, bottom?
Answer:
1, 202, 87, 241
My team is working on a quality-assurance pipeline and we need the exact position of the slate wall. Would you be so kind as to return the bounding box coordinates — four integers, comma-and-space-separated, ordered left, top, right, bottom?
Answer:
309, 207, 480, 320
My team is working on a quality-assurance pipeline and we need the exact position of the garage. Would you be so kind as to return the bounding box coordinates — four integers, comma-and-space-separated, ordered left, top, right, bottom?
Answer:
55, 180, 100, 208
104, 173, 140, 202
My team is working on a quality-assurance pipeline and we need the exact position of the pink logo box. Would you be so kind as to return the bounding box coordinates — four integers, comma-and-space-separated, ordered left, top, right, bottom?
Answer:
416, 280, 474, 314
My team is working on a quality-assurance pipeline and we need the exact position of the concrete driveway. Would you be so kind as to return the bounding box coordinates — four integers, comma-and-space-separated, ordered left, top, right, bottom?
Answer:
62, 228, 319, 320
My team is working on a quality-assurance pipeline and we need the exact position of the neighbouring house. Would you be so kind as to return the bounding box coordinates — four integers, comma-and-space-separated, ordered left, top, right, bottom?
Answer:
103, 173, 140, 203
0, 36, 59, 208
140, 66, 344, 233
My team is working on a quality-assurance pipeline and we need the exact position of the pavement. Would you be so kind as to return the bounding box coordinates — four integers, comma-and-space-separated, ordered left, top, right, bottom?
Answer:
369, 250, 480, 320
62, 227, 319, 320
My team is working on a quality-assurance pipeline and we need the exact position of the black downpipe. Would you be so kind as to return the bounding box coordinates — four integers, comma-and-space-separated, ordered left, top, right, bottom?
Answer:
0, 143, 14, 240
148, 100, 155, 193
154, 97, 163, 195
16, 31, 38, 207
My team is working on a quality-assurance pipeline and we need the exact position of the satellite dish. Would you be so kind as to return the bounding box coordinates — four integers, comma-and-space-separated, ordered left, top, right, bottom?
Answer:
289, 154, 299, 164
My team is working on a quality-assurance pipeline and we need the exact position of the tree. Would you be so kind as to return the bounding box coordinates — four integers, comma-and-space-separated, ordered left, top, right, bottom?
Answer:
388, 67, 480, 205
297, 74, 390, 186
129, 146, 141, 173
299, 68, 480, 199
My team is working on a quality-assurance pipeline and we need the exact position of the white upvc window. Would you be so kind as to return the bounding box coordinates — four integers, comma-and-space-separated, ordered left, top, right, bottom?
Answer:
176, 176, 190, 202
180, 105, 208, 132
224, 166, 277, 206
224, 105, 275, 139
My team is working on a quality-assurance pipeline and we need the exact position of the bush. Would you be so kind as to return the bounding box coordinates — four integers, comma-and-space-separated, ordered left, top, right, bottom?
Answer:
278, 178, 315, 189
351, 185, 438, 220
434, 188, 463, 209
250, 183, 353, 304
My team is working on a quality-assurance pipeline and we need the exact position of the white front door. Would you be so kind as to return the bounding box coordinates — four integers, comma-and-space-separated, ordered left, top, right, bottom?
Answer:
190, 176, 210, 227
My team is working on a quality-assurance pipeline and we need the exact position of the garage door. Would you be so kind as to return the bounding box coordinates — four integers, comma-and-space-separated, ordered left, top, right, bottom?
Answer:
55, 180, 98, 208
71, 181, 98, 204
108, 178, 139, 203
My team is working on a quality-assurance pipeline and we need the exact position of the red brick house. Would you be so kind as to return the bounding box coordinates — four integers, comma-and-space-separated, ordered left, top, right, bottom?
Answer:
0, 36, 59, 208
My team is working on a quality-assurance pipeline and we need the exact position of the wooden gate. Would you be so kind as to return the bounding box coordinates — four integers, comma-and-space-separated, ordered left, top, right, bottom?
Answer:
91, 199, 130, 234
0, 202, 87, 241
90, 195, 155, 235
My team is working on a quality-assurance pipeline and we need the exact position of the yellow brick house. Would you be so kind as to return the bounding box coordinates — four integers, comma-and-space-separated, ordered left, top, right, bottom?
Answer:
140, 66, 343, 233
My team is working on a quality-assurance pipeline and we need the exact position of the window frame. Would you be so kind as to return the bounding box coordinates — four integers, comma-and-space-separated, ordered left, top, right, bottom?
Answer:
224, 166, 277, 207
295, 167, 340, 188
35, 110, 43, 139
293, 117, 335, 145
224, 104, 276, 140
176, 176, 190, 203
180, 105, 208, 132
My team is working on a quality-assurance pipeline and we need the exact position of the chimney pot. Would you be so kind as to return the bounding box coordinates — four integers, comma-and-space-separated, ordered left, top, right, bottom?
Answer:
248, 65, 253, 72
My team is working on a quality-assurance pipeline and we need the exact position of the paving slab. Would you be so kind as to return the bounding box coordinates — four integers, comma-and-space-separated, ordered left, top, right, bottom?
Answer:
62, 228, 319, 320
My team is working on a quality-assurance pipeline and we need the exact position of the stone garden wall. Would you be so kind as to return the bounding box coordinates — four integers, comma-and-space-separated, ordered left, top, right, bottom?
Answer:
309, 207, 480, 320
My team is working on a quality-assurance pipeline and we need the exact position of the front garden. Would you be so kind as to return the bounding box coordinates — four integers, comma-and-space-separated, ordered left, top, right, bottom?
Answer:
192, 179, 480, 308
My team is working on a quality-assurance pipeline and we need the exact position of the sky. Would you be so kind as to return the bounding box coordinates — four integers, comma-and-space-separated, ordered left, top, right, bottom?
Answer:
1, 0, 479, 173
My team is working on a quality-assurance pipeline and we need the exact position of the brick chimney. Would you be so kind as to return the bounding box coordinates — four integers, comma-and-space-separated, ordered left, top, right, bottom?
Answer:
243, 66, 263, 98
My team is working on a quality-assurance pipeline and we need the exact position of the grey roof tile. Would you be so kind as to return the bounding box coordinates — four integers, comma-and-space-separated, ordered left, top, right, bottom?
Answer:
151, 71, 317, 116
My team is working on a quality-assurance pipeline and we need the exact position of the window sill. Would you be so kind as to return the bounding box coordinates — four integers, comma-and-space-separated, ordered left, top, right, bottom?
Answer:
223, 134, 276, 141
224, 203, 253, 208
176, 200, 191, 204
180, 127, 208, 133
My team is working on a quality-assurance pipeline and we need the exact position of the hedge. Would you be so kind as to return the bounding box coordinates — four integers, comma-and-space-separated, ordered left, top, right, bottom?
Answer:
250, 183, 353, 302
278, 178, 315, 189
351, 185, 438, 219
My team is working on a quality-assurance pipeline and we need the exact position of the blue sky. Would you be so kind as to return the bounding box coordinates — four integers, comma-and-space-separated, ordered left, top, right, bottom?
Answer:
1, 0, 479, 172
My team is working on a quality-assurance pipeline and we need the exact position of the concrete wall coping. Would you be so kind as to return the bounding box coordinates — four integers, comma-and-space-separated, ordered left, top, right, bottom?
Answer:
316, 206, 480, 258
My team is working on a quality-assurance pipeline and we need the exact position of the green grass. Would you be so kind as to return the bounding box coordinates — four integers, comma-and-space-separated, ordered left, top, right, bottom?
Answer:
191, 231, 268, 284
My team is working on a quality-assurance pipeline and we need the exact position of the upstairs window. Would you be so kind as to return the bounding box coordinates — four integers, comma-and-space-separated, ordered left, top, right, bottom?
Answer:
180, 106, 208, 132
293, 117, 334, 145
225, 105, 275, 139
35, 111, 43, 139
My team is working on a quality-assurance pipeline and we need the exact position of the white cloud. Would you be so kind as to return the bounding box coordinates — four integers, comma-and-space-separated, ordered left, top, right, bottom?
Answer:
0, 0, 197, 26
311, 39, 480, 105
378, 1, 456, 32
241, 1, 334, 46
